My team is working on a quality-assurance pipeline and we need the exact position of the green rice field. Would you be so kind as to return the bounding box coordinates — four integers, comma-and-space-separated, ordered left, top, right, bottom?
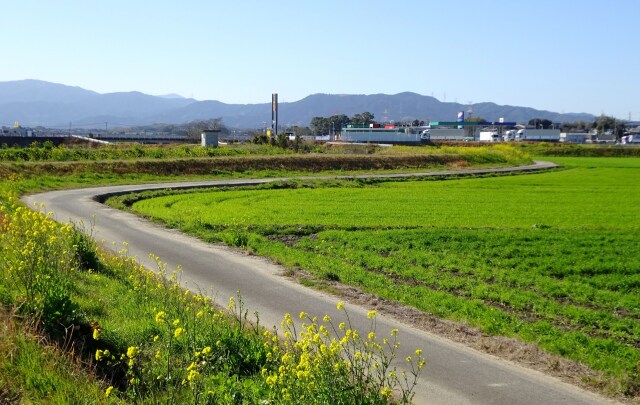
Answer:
130, 157, 640, 392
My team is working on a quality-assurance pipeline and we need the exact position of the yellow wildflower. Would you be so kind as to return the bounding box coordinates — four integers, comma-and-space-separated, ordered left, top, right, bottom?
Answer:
155, 311, 166, 323
126, 346, 139, 358
187, 369, 199, 381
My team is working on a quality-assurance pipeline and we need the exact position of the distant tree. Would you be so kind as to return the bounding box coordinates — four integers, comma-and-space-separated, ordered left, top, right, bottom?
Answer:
285, 125, 312, 137
350, 112, 375, 126
595, 115, 625, 138
561, 120, 591, 132
310, 114, 352, 136
186, 118, 227, 140
329, 114, 350, 134
528, 118, 553, 129
310, 116, 331, 136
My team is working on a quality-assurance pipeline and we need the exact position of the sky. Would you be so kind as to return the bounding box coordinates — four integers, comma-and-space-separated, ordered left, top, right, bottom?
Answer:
2, 0, 639, 119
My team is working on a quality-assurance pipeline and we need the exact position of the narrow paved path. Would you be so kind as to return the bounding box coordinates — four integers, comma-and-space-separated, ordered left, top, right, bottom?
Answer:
23, 161, 613, 404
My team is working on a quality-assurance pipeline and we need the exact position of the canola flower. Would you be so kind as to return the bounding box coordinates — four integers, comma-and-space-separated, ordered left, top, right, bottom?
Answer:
127, 346, 139, 359
0, 196, 79, 327
155, 311, 166, 323
262, 305, 425, 404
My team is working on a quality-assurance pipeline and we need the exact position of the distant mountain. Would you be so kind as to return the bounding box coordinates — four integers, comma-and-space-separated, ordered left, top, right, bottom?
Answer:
157, 93, 186, 99
0, 80, 595, 129
0, 79, 99, 104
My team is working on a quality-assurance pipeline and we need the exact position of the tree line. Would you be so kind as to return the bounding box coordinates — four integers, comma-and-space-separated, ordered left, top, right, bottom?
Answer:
529, 115, 627, 138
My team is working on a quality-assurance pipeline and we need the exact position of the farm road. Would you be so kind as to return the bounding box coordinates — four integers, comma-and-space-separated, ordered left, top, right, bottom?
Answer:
24, 161, 614, 405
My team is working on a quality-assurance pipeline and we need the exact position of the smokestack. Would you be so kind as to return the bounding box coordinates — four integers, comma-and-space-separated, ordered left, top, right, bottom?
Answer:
271, 93, 278, 136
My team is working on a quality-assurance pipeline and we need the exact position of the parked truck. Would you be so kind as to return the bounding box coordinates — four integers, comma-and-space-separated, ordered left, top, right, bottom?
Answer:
516, 129, 561, 142
479, 130, 501, 142
421, 128, 465, 141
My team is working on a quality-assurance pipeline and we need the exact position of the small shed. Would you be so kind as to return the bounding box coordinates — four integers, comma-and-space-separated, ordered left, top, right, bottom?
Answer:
201, 129, 220, 147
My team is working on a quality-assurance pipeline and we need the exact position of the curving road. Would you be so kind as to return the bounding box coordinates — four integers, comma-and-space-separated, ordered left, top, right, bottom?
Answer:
23, 161, 614, 404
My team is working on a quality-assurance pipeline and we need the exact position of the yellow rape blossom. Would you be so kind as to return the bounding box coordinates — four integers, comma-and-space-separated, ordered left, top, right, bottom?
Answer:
155, 311, 166, 323
126, 346, 139, 358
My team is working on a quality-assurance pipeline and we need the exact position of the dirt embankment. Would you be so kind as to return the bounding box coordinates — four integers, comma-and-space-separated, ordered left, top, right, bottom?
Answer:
0, 154, 473, 177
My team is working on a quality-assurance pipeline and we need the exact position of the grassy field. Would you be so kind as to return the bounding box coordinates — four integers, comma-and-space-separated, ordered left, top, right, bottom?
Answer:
129, 156, 640, 397
5, 143, 521, 403
2, 141, 638, 400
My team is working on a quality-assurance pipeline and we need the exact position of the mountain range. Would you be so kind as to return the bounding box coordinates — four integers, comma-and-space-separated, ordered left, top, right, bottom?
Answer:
0, 80, 595, 129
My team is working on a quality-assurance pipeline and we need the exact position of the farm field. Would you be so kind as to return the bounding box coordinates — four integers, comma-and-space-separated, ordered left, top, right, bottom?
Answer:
130, 157, 640, 396
1, 143, 520, 403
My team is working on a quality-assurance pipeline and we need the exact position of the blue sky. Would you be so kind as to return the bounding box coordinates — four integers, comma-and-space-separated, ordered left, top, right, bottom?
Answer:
3, 0, 638, 119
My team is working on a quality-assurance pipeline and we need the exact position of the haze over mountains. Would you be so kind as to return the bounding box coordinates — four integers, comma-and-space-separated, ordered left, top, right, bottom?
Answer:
0, 80, 595, 129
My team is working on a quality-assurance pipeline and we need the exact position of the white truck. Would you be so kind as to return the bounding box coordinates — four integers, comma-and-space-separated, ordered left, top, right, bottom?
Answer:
516, 129, 561, 142
479, 130, 501, 142
421, 128, 465, 141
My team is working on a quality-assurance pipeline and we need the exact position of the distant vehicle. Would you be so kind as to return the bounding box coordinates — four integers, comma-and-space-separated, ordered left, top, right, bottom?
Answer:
503, 130, 517, 141
421, 128, 465, 141
479, 131, 501, 142
516, 129, 561, 142
621, 135, 640, 145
